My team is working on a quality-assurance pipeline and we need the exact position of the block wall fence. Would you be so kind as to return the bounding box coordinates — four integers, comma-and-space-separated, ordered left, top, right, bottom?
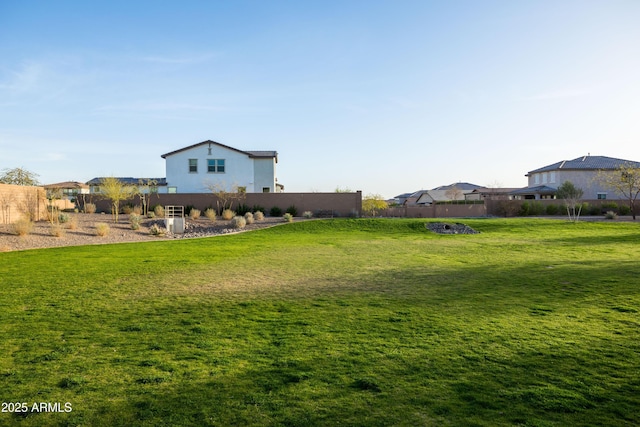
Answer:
80, 191, 363, 218
0, 184, 48, 223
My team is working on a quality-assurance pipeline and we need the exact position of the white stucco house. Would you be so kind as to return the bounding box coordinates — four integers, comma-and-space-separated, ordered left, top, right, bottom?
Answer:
160, 140, 280, 193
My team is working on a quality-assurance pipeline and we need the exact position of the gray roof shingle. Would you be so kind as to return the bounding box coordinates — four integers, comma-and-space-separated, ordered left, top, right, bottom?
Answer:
528, 155, 640, 175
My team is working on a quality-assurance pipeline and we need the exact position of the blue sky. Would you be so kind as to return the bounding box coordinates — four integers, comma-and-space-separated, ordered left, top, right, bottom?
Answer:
1, 0, 639, 198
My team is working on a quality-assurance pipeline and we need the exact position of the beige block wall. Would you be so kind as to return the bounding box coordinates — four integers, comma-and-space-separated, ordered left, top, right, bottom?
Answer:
0, 184, 47, 223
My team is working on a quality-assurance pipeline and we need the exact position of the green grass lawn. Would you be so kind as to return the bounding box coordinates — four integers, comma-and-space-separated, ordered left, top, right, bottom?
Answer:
0, 218, 639, 426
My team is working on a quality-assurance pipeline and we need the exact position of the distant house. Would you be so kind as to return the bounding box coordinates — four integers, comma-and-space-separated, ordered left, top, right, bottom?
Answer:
512, 155, 640, 200
405, 183, 483, 206
44, 181, 90, 200
161, 140, 280, 193
465, 187, 520, 201
87, 177, 168, 194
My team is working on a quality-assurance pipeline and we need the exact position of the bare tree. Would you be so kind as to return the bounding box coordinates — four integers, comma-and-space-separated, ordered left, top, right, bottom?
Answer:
555, 181, 584, 222
445, 186, 463, 201
137, 179, 158, 216
596, 163, 640, 220
205, 182, 246, 213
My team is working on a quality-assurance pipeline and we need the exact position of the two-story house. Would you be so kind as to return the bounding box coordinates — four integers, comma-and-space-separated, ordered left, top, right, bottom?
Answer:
512, 155, 640, 200
161, 140, 279, 193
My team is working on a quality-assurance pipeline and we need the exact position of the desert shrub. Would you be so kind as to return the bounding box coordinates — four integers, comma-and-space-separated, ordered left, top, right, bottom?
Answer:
244, 212, 255, 224
95, 223, 110, 237
285, 205, 298, 217
184, 205, 196, 216
231, 216, 247, 229
67, 216, 78, 230
254, 210, 265, 221
221, 209, 235, 220
303, 211, 313, 219
618, 205, 631, 215
545, 204, 559, 215
130, 214, 142, 230
50, 224, 65, 237
252, 205, 265, 214
604, 211, 618, 220
58, 213, 70, 223
149, 224, 166, 236
122, 204, 133, 215
283, 213, 294, 223
204, 208, 217, 220
189, 208, 201, 220
85, 203, 97, 214
147, 211, 156, 218
153, 205, 165, 217
236, 203, 251, 216
133, 205, 142, 215
269, 206, 283, 217
12, 219, 33, 236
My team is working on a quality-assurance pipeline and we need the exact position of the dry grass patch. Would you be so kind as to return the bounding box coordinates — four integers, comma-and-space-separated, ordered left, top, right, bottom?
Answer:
95, 222, 110, 237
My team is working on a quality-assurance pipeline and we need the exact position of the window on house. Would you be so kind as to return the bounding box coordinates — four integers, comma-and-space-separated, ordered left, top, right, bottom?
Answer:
189, 159, 198, 173
207, 159, 225, 173
597, 193, 607, 200
549, 171, 556, 183
262, 187, 271, 193
534, 174, 540, 184
168, 186, 177, 194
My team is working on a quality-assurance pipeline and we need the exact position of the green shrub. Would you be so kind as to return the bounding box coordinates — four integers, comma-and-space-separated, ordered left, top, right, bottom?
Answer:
204, 208, 217, 220
618, 204, 631, 215
236, 204, 251, 216
147, 212, 156, 218
58, 213, 70, 223
530, 201, 544, 216
518, 202, 530, 216
185, 205, 196, 216
231, 216, 247, 229
283, 213, 294, 223
130, 214, 142, 230
95, 223, 110, 237
254, 211, 265, 221
252, 205, 265, 214
221, 209, 235, 220
285, 205, 298, 217
270, 206, 283, 217
12, 219, 33, 236
601, 202, 618, 212
545, 204, 559, 215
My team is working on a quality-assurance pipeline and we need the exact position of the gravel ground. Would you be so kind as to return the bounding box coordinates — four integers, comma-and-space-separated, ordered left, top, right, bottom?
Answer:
0, 213, 295, 252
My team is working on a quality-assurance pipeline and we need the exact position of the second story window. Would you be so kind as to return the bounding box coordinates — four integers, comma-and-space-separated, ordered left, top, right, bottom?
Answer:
189, 159, 198, 173
207, 159, 225, 173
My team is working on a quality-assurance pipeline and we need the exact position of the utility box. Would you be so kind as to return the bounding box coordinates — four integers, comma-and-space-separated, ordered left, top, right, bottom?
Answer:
165, 205, 185, 234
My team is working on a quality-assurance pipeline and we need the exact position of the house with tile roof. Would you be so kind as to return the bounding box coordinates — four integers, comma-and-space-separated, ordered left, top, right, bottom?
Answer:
160, 140, 280, 194
512, 155, 640, 200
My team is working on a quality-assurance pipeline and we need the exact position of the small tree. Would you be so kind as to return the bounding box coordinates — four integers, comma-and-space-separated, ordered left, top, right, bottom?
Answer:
46, 187, 63, 225
362, 194, 388, 217
555, 181, 583, 222
137, 178, 158, 216
100, 177, 136, 223
0, 167, 40, 186
597, 163, 640, 220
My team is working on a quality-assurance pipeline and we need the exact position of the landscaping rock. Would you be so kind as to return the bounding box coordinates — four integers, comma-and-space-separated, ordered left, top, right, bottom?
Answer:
426, 222, 479, 235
